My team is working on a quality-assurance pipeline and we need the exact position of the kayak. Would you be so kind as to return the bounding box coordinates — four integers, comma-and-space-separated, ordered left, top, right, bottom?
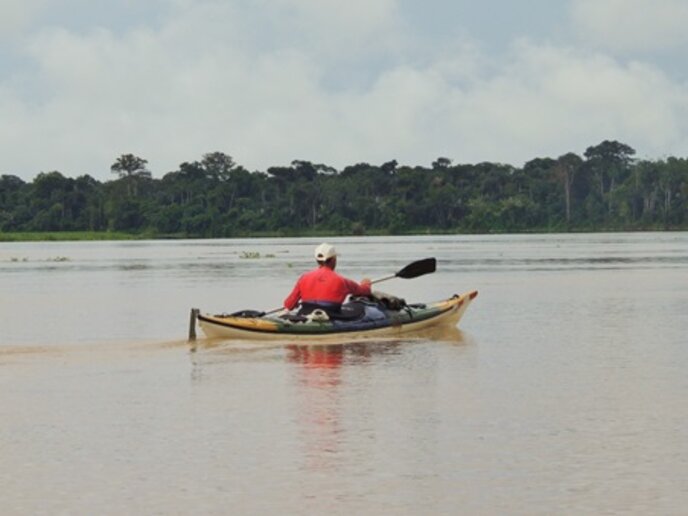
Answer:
194, 290, 478, 342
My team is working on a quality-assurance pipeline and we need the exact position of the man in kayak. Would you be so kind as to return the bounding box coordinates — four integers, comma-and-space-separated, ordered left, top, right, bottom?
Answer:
284, 243, 372, 315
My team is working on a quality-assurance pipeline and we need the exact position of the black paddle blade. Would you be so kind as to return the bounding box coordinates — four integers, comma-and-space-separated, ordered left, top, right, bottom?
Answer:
395, 258, 436, 279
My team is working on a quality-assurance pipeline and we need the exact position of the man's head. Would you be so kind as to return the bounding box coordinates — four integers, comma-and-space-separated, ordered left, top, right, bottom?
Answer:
314, 243, 337, 268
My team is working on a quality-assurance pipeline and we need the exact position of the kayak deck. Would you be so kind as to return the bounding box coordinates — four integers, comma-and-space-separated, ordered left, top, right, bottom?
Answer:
195, 290, 478, 342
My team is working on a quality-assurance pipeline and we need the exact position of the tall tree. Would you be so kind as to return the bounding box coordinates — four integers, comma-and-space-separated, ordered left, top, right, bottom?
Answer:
110, 154, 151, 197
432, 157, 452, 170
0, 175, 28, 230
584, 140, 635, 217
553, 153, 583, 224
201, 152, 236, 181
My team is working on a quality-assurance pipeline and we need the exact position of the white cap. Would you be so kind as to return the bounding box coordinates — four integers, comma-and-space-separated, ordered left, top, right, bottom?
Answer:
314, 243, 337, 261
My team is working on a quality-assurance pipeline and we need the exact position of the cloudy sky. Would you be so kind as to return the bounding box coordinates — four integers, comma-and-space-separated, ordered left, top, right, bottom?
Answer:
1, 0, 687, 180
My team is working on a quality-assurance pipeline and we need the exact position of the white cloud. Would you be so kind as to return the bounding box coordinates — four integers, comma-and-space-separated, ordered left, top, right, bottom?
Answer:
0, 0, 47, 36
453, 42, 688, 162
571, 0, 688, 52
1, 1, 687, 179
326, 41, 688, 167
0, 0, 405, 177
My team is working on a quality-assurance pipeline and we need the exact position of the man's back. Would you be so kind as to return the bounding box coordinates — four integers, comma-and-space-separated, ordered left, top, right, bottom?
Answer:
284, 266, 370, 309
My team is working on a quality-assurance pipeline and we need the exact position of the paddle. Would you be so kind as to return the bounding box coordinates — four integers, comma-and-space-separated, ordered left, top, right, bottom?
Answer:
370, 257, 436, 284
262, 257, 437, 316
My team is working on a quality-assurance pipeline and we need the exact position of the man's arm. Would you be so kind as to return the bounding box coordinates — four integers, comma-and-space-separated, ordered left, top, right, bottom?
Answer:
283, 280, 302, 310
344, 277, 372, 297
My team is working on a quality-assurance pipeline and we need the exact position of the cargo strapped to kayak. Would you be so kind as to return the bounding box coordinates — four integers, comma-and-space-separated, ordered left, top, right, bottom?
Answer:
286, 300, 366, 322
227, 309, 266, 318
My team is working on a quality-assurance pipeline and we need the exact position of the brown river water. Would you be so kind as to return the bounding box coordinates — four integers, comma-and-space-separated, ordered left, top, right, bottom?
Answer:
1, 233, 687, 514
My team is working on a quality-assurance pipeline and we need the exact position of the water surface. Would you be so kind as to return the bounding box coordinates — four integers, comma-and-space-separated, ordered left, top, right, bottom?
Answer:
1, 233, 687, 514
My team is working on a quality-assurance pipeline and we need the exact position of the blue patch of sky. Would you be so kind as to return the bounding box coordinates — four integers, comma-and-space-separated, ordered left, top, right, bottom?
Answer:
0, 2, 172, 105
397, 1, 687, 82
30, 1, 172, 35
318, 0, 574, 92
397, 0, 572, 51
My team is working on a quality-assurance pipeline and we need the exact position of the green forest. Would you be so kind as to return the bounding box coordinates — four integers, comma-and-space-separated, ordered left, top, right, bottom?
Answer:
1, 140, 687, 238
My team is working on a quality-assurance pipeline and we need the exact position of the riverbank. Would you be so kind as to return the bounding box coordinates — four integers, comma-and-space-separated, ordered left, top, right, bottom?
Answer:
0, 231, 144, 242
2, 226, 684, 242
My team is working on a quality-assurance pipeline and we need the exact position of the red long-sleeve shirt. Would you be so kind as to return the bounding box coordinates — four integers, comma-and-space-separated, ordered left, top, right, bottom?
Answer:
283, 266, 371, 310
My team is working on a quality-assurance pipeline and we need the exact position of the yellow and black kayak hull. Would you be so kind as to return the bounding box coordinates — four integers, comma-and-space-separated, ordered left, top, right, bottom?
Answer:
196, 290, 477, 342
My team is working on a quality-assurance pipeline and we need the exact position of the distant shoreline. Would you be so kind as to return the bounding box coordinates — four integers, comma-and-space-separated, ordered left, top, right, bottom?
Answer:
0, 231, 141, 242
1, 227, 685, 242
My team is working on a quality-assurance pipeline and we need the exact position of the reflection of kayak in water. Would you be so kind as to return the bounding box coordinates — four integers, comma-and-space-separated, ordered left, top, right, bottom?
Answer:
195, 290, 478, 342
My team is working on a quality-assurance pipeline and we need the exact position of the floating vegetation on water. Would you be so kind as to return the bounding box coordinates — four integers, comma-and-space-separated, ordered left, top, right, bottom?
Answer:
239, 251, 276, 259
4, 256, 70, 263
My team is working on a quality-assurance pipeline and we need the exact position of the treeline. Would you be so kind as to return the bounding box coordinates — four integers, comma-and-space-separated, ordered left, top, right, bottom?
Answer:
0, 140, 686, 237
